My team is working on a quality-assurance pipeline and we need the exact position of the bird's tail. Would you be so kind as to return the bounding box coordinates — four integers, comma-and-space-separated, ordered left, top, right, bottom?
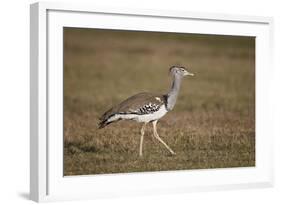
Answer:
98, 118, 121, 129
98, 112, 121, 129
98, 119, 111, 129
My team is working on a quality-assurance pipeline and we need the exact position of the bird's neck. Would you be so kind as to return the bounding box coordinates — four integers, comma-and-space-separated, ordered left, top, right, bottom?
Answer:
166, 75, 182, 111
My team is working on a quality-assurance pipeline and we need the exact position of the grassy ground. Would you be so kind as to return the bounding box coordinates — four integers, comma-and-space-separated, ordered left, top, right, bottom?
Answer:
63, 28, 255, 176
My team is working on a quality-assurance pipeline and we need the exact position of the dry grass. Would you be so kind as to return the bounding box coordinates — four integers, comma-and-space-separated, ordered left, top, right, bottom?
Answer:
63, 28, 255, 175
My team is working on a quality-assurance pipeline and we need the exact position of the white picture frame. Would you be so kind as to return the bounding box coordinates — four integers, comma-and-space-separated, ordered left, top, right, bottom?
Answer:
30, 2, 274, 202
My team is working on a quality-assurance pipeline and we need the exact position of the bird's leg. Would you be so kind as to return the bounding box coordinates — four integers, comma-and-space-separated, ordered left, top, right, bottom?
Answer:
152, 120, 176, 155
139, 122, 147, 157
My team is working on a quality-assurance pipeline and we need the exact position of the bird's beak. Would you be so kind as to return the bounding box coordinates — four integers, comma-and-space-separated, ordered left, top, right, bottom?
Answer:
184, 71, 194, 76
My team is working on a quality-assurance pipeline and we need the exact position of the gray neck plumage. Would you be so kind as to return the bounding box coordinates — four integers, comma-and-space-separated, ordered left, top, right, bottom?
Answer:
166, 75, 183, 111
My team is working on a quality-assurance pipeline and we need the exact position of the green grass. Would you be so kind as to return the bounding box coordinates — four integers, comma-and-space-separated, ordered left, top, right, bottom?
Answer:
63, 28, 255, 176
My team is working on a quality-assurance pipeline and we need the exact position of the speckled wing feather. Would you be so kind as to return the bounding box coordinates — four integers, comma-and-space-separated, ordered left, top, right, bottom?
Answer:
99, 92, 167, 128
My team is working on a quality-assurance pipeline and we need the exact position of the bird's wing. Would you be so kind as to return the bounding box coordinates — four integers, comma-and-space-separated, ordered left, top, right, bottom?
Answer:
99, 92, 166, 121
117, 92, 166, 114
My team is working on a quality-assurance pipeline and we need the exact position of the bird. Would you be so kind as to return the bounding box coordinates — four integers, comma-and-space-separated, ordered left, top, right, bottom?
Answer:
98, 66, 194, 156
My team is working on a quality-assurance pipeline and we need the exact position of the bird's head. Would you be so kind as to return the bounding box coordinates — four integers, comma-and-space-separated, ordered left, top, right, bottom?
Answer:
169, 66, 194, 78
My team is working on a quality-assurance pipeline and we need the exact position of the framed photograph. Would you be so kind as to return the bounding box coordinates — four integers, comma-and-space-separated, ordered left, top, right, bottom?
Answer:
30, 2, 274, 202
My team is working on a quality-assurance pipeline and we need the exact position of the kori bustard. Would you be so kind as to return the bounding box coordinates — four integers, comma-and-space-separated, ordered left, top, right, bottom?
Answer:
99, 66, 194, 156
